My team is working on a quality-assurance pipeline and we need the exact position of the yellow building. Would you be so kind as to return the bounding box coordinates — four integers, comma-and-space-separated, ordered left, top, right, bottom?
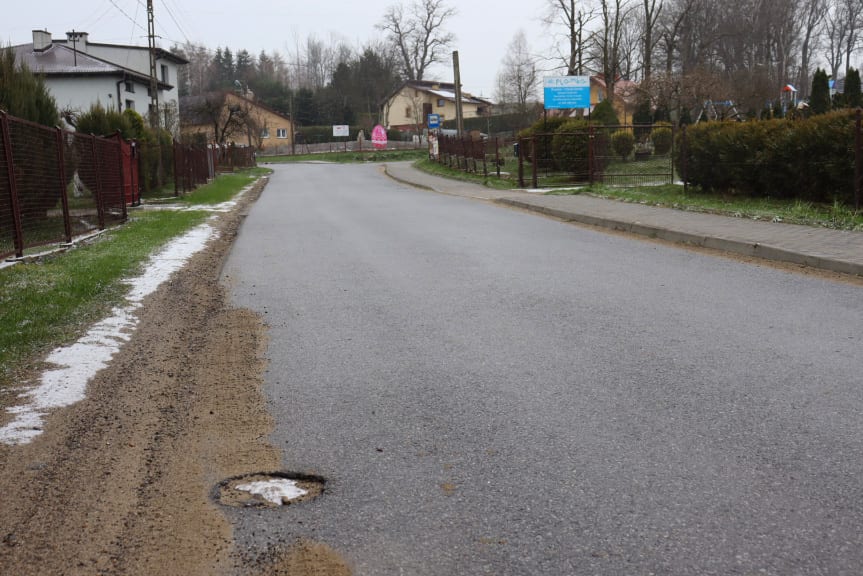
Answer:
180, 91, 294, 153
589, 75, 639, 123
381, 81, 493, 131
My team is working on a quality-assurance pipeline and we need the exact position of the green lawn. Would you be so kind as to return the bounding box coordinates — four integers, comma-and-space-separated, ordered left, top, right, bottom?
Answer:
0, 168, 262, 389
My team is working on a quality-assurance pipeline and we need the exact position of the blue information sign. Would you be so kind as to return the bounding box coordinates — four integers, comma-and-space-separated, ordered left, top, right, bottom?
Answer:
544, 76, 591, 109
427, 113, 441, 128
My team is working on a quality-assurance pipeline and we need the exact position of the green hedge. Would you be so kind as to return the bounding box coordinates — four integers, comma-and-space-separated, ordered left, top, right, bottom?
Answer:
442, 111, 539, 134
677, 111, 857, 204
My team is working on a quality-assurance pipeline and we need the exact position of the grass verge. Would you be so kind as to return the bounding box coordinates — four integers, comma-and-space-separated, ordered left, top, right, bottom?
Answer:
414, 158, 521, 190
416, 159, 863, 231
551, 184, 863, 231
0, 169, 260, 389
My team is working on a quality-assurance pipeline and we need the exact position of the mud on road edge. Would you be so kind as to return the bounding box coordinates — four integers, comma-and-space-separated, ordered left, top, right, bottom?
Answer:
0, 177, 351, 576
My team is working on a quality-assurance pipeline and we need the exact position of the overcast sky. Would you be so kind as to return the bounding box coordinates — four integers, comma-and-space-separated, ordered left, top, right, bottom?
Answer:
4, 0, 555, 98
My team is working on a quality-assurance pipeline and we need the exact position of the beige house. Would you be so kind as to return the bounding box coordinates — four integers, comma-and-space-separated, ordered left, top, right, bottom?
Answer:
381, 81, 493, 131
180, 91, 294, 152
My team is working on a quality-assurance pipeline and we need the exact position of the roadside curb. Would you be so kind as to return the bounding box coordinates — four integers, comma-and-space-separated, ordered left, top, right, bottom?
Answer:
381, 164, 436, 192
495, 198, 863, 277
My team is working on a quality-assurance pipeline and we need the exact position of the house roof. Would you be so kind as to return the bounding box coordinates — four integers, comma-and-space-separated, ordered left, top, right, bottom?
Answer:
11, 43, 172, 89
180, 91, 292, 127
71, 40, 188, 65
384, 80, 494, 107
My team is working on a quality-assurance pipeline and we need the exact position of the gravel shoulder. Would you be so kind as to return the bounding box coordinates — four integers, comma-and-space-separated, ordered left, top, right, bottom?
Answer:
0, 179, 349, 575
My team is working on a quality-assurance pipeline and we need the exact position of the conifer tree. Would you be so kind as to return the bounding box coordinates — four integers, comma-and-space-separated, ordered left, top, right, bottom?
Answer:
844, 68, 862, 109
810, 68, 831, 115
0, 46, 60, 126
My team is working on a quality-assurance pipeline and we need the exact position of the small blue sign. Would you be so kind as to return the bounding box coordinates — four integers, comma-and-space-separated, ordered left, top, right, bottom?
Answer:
544, 76, 591, 109
427, 114, 441, 128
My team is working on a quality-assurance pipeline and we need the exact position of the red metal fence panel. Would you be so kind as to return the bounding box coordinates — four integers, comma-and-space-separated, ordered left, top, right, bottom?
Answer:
1, 113, 70, 258
0, 112, 131, 259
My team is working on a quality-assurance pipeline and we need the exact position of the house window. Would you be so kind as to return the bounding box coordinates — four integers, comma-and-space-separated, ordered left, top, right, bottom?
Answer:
437, 99, 445, 107
405, 106, 412, 118
261, 127, 270, 138
276, 128, 287, 139
161, 65, 169, 83
125, 100, 135, 111
125, 81, 134, 93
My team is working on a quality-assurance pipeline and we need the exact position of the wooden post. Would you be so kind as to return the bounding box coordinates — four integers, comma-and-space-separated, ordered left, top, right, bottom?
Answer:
453, 51, 464, 136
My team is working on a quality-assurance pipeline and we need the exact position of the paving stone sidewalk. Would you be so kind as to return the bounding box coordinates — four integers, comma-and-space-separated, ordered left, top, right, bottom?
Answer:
383, 161, 863, 277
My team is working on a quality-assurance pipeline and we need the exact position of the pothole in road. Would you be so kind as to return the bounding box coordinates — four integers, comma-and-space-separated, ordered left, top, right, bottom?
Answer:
215, 472, 325, 508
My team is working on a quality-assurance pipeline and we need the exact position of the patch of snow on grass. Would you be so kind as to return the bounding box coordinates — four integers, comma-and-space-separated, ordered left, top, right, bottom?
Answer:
0, 223, 216, 446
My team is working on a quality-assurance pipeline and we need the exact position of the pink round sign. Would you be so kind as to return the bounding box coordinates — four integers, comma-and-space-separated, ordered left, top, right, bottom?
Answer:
371, 125, 388, 150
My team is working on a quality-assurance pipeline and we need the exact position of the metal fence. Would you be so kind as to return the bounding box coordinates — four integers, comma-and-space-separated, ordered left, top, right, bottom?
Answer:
0, 109, 263, 259
517, 124, 675, 189
173, 143, 213, 194
434, 135, 514, 177
1, 111, 130, 259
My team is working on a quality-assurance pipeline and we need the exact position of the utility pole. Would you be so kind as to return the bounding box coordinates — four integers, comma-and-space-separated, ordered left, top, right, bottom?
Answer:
147, 0, 160, 129
453, 51, 464, 136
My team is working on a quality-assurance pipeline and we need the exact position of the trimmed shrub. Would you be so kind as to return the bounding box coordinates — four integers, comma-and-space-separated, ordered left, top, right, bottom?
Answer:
518, 116, 570, 169
550, 118, 612, 180
551, 119, 590, 176
651, 124, 673, 155
676, 110, 857, 204
612, 130, 635, 160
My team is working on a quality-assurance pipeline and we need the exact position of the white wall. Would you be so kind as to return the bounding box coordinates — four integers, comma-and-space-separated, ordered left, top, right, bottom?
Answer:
47, 76, 152, 117
65, 43, 181, 110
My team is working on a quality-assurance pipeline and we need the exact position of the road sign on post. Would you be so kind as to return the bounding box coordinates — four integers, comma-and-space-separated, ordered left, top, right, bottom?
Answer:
427, 114, 441, 129
543, 76, 591, 110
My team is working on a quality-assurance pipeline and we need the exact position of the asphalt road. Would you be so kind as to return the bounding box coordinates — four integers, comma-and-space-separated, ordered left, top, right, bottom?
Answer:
221, 163, 863, 575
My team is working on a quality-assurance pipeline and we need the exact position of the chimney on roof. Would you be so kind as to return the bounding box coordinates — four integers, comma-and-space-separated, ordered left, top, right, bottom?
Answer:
32, 30, 52, 52
66, 31, 88, 51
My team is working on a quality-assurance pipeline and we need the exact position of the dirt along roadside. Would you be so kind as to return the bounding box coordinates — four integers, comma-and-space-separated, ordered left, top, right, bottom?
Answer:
0, 177, 349, 575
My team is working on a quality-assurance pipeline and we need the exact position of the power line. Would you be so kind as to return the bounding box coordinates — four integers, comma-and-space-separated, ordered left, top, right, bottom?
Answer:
108, 0, 146, 34
159, 0, 191, 45
79, 3, 116, 31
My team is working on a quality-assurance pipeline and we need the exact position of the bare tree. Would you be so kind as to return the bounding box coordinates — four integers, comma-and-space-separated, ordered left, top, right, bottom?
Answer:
172, 42, 213, 96
378, 0, 456, 81
657, 0, 695, 74
596, 0, 636, 103
641, 0, 664, 82
841, 0, 863, 76
798, 0, 826, 97
495, 31, 540, 113
543, 0, 597, 76
192, 94, 248, 145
